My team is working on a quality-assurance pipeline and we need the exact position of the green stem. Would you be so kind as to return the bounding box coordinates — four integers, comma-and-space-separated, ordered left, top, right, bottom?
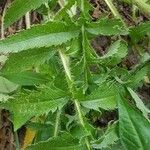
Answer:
103, 0, 121, 19
81, 25, 88, 92
59, 49, 91, 150
74, 100, 91, 150
53, 109, 61, 137
15, 131, 20, 150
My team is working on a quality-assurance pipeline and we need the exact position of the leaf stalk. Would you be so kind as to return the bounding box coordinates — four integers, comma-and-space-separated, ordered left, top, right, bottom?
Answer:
53, 109, 61, 137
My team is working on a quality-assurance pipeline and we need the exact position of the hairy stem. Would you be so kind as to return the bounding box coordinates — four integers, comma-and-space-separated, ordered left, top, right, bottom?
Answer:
53, 109, 61, 137
59, 49, 91, 150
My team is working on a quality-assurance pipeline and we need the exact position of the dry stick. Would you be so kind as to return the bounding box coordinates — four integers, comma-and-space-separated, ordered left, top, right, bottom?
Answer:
25, 12, 31, 29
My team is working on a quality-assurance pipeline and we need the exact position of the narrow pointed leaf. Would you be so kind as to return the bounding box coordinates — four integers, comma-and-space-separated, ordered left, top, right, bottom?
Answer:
127, 87, 150, 119
0, 22, 80, 53
118, 96, 150, 149
1, 72, 48, 86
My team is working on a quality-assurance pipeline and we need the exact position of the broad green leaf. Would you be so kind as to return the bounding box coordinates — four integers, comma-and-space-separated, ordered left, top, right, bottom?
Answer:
0, 22, 80, 53
0, 76, 18, 94
92, 122, 119, 149
118, 95, 150, 149
99, 40, 128, 66
127, 87, 150, 119
0, 85, 68, 130
4, 0, 49, 28
1, 72, 48, 86
2, 47, 54, 73
26, 132, 86, 150
86, 18, 128, 36
81, 82, 117, 111
130, 21, 150, 43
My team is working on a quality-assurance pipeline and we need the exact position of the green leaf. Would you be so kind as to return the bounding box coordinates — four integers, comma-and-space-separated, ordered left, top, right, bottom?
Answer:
127, 64, 149, 88
2, 47, 54, 73
81, 82, 117, 111
130, 21, 150, 43
92, 122, 119, 149
99, 40, 128, 66
86, 18, 128, 36
0, 76, 18, 94
0, 85, 68, 130
26, 132, 86, 150
127, 87, 150, 119
4, 0, 49, 28
118, 95, 150, 149
70, 124, 91, 141
1, 72, 48, 86
0, 22, 80, 53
